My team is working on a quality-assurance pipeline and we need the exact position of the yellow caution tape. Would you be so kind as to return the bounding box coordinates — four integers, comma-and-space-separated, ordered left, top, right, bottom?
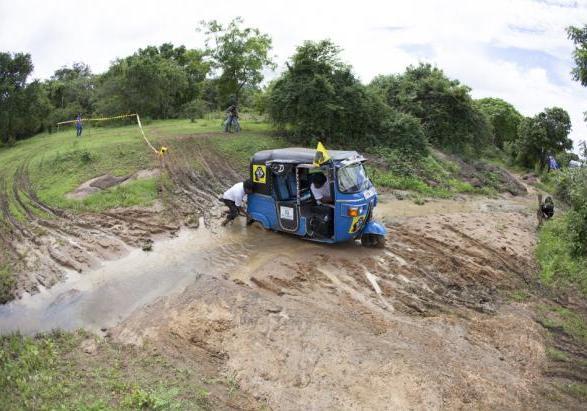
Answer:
56, 113, 137, 125
57, 113, 166, 157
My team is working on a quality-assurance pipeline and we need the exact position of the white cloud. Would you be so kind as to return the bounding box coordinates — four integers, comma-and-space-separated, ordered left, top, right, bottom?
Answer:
1, 0, 586, 149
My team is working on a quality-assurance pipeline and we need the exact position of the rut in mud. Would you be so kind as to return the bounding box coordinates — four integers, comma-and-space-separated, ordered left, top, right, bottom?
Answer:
108, 204, 586, 410
0, 135, 241, 298
2, 132, 586, 409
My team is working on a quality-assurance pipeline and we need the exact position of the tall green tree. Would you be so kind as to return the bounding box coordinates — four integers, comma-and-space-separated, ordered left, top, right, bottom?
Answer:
0, 52, 50, 144
567, 25, 587, 86
370, 64, 492, 152
199, 17, 275, 106
267, 40, 427, 154
515, 107, 573, 170
579, 140, 587, 161
476, 97, 522, 149
95, 44, 208, 119
44, 62, 96, 123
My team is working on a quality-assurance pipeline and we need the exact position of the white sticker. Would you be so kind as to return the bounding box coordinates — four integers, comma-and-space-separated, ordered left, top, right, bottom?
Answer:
280, 206, 294, 220
364, 187, 376, 199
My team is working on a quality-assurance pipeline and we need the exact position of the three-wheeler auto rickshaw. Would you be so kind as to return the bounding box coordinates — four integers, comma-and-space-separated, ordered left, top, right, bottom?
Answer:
246, 147, 387, 247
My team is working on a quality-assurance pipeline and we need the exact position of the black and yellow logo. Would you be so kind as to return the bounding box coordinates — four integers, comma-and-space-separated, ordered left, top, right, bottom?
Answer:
349, 215, 366, 234
253, 165, 266, 184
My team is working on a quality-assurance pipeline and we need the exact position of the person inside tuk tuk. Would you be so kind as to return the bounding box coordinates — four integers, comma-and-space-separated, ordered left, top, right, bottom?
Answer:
308, 172, 334, 238
219, 179, 253, 225
310, 172, 332, 206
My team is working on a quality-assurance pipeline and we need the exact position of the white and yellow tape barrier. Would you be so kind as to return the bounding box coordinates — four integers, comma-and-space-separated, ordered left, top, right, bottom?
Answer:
56, 113, 167, 157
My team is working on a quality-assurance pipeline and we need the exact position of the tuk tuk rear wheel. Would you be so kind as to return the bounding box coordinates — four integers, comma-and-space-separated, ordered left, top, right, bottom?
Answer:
361, 234, 386, 248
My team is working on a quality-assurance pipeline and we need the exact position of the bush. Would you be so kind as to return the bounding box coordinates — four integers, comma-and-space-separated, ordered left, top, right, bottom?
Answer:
181, 99, 210, 121
552, 168, 587, 256
537, 216, 587, 295
266, 40, 427, 154
369, 64, 492, 153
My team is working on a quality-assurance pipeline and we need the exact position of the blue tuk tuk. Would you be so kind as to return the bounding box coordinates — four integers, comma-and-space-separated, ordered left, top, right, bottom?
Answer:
246, 147, 387, 247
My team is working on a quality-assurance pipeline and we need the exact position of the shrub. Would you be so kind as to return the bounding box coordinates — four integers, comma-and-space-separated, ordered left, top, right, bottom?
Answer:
552, 168, 587, 256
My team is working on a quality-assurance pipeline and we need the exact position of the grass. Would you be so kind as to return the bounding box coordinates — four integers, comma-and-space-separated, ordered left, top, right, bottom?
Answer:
538, 305, 587, 345
561, 383, 587, 400
211, 132, 284, 172
0, 118, 273, 215
537, 216, 587, 296
0, 263, 15, 304
366, 148, 499, 199
0, 330, 211, 410
508, 289, 530, 303
545, 347, 569, 362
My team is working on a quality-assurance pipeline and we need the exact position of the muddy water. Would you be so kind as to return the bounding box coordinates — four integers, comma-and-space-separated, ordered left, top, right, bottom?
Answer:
0, 222, 296, 335
0, 193, 535, 335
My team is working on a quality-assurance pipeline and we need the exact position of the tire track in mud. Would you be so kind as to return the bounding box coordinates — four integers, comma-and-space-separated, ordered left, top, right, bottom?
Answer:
159, 136, 242, 228
1, 135, 240, 299
109, 208, 586, 410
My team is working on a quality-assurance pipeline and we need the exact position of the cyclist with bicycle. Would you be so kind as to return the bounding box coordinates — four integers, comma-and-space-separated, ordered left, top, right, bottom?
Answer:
224, 104, 240, 132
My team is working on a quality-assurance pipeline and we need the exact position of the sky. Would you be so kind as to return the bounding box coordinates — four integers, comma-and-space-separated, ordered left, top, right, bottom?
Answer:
1, 0, 586, 149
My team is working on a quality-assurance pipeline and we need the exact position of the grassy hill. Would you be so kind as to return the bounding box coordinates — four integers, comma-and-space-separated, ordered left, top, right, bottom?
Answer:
0, 118, 525, 217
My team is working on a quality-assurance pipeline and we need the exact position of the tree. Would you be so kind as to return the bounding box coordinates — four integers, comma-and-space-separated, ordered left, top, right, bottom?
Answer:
267, 40, 427, 154
515, 107, 573, 170
199, 17, 275, 105
0, 52, 50, 144
567, 25, 587, 87
44, 62, 96, 123
580, 140, 587, 161
476, 98, 523, 149
369, 64, 492, 152
94, 44, 209, 119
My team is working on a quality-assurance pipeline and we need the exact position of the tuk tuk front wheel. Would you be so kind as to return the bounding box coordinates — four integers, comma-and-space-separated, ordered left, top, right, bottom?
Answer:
361, 234, 386, 248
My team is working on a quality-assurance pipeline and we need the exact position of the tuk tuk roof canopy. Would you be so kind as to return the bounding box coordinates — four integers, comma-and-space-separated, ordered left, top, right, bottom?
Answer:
252, 148, 361, 164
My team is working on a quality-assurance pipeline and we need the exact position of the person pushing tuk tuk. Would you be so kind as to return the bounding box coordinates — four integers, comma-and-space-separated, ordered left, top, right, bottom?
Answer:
219, 179, 253, 225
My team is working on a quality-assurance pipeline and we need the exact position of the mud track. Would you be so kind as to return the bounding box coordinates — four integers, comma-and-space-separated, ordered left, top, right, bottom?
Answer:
0, 135, 241, 298
1, 134, 586, 409
106, 202, 586, 410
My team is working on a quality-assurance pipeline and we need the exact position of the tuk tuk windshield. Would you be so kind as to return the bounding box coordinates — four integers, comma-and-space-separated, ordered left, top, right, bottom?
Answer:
337, 162, 372, 193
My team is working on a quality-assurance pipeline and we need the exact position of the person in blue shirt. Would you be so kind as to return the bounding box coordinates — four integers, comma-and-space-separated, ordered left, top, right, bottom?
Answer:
75, 114, 83, 137
547, 155, 559, 172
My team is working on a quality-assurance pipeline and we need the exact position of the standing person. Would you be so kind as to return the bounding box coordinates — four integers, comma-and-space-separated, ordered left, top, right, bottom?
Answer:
224, 104, 239, 132
547, 155, 559, 172
75, 114, 83, 137
219, 179, 253, 225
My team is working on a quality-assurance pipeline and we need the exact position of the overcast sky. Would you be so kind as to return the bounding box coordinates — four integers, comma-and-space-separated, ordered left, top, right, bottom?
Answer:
1, 0, 586, 148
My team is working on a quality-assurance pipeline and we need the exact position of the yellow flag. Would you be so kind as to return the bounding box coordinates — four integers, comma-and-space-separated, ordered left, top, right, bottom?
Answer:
313, 142, 331, 166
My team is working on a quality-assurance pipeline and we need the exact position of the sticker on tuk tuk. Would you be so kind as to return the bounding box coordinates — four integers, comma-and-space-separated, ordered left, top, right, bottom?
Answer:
363, 187, 376, 199
349, 215, 366, 234
280, 206, 294, 221
253, 165, 266, 184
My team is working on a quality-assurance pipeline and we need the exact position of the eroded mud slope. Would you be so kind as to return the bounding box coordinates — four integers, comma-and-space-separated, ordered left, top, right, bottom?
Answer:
0, 135, 242, 299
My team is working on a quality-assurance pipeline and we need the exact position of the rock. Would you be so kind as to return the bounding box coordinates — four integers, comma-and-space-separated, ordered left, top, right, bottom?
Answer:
90, 174, 130, 189
81, 338, 98, 355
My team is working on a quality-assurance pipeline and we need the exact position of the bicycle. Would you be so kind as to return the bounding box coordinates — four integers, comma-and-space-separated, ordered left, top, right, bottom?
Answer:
223, 116, 241, 133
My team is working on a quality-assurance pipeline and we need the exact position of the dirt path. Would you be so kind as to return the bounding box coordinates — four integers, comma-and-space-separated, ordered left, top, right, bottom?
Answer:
1, 135, 585, 409
0, 135, 241, 299
98, 192, 581, 410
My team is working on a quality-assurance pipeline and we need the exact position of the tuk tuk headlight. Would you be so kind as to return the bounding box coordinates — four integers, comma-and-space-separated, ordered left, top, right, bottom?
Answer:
347, 207, 359, 217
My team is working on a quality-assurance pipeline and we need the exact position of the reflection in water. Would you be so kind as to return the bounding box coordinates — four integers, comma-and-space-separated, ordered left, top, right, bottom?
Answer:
0, 223, 275, 334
